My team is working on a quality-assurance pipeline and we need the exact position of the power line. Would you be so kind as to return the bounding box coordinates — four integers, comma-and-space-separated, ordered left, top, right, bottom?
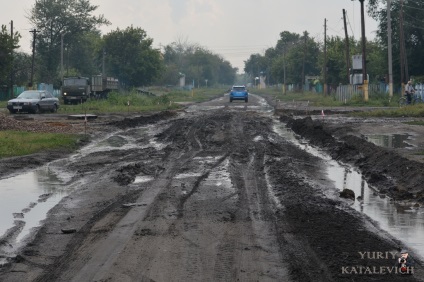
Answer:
404, 22, 424, 30
403, 11, 424, 26
403, 3, 424, 12
327, 25, 344, 36
346, 13, 356, 40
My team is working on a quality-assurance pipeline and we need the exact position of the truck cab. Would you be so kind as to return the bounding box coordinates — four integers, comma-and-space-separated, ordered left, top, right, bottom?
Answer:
62, 77, 90, 104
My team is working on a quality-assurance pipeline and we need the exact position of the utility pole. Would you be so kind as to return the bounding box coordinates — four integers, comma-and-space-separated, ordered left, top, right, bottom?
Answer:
102, 48, 106, 77
324, 18, 327, 95
29, 29, 38, 88
302, 31, 307, 92
10, 20, 14, 98
402, 0, 409, 83
61, 33, 64, 83
387, 0, 393, 97
399, 0, 406, 90
283, 48, 286, 94
343, 9, 351, 84
359, 0, 368, 101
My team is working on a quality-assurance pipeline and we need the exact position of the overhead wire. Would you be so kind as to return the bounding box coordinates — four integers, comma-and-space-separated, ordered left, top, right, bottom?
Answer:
346, 13, 356, 40
402, 3, 424, 12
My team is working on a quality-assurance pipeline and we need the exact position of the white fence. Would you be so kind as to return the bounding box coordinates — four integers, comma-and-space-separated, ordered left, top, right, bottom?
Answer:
415, 84, 424, 101
335, 83, 391, 102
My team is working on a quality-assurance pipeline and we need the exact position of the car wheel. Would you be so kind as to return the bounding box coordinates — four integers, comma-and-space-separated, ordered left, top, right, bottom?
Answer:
51, 104, 58, 113
8, 109, 16, 114
245, 98, 248, 103
230, 98, 233, 102
33, 105, 41, 114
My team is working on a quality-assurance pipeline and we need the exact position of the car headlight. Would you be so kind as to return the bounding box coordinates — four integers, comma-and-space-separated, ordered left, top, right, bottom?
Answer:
63, 92, 67, 96
7, 102, 12, 105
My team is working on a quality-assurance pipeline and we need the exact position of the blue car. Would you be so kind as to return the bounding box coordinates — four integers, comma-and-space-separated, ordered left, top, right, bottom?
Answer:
230, 85, 248, 102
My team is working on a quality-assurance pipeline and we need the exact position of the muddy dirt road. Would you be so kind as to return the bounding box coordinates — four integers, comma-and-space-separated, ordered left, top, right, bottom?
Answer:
0, 93, 423, 281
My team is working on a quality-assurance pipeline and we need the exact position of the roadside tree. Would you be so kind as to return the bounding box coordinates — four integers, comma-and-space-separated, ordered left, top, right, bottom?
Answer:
102, 26, 163, 87
28, 0, 109, 85
0, 25, 20, 91
160, 40, 236, 87
369, 0, 424, 83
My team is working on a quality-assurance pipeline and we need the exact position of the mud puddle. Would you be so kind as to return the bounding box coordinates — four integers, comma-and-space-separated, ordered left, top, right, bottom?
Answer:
273, 120, 424, 259
71, 125, 168, 160
185, 94, 273, 113
364, 133, 413, 148
0, 124, 167, 266
0, 166, 67, 265
328, 164, 424, 257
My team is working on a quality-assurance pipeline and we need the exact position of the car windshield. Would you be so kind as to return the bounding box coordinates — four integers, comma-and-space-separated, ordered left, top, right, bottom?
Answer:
233, 86, 245, 91
64, 78, 88, 86
17, 91, 41, 99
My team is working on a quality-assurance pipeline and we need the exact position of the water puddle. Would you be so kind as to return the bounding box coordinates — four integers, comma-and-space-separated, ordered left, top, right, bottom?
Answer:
365, 134, 413, 148
0, 166, 68, 264
174, 172, 203, 179
327, 164, 424, 257
76, 126, 167, 156
186, 105, 226, 112
133, 175, 155, 183
185, 94, 273, 113
98, 135, 128, 147
273, 121, 424, 259
190, 158, 235, 201
192, 155, 225, 164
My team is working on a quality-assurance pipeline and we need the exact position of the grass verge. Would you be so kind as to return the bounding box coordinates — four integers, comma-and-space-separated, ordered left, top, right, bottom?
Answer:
253, 88, 400, 107
0, 131, 80, 158
59, 88, 226, 114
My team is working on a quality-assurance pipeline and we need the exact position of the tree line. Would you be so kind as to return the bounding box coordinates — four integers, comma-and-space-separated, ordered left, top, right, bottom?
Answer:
245, 0, 424, 88
1, 0, 424, 93
0, 0, 236, 92
243, 31, 387, 87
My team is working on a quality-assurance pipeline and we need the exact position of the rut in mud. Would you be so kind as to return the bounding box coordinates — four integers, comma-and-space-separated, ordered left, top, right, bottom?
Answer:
284, 115, 424, 202
0, 108, 422, 281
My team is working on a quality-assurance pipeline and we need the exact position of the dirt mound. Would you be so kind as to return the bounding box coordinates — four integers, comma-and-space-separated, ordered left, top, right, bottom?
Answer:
0, 113, 83, 133
284, 115, 424, 202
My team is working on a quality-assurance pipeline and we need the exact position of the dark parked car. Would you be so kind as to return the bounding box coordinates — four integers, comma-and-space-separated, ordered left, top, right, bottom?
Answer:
7, 90, 59, 114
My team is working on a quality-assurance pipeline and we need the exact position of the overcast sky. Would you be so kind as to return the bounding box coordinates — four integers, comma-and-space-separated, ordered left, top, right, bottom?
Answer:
3, 0, 379, 72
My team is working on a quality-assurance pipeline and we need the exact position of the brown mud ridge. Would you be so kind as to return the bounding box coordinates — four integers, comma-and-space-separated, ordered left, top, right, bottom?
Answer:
283, 115, 424, 203
0, 109, 423, 281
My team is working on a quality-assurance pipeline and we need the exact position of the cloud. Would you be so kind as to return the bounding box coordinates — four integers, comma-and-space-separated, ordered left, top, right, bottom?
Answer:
8, 0, 380, 72
169, 1, 188, 23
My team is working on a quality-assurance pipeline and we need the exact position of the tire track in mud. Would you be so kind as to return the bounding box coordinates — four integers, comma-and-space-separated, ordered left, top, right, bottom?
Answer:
93, 111, 292, 281
38, 111, 229, 281
3, 108, 422, 282
63, 119, 210, 282
225, 113, 290, 281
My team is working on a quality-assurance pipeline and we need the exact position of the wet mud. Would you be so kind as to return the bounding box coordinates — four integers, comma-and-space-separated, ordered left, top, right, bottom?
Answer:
0, 101, 423, 281
284, 115, 424, 203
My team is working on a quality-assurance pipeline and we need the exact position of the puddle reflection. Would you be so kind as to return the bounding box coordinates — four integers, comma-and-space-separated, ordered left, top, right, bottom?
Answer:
365, 134, 413, 148
327, 164, 424, 256
0, 167, 67, 249
274, 121, 424, 259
